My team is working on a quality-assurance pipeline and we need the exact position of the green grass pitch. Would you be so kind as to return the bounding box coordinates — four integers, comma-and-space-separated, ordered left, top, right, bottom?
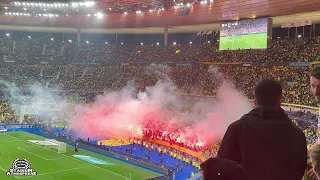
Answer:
0, 132, 160, 180
219, 33, 267, 50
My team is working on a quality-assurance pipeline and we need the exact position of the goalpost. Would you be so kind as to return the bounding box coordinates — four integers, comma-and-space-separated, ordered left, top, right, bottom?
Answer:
44, 139, 67, 153
0, 128, 7, 134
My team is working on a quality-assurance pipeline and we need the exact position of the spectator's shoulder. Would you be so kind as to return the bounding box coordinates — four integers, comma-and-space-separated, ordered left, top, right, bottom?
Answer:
228, 118, 245, 130
291, 122, 306, 137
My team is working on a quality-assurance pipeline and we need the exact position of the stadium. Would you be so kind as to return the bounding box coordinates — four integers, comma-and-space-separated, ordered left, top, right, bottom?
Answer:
0, 0, 320, 179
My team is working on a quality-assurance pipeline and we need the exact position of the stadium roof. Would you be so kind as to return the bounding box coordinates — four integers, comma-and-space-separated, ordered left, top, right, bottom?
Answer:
0, 0, 319, 33
0, 11, 320, 34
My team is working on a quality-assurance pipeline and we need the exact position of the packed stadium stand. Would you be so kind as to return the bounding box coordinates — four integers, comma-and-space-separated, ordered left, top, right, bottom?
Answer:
1, 0, 320, 180
0, 35, 319, 179
0, 37, 319, 106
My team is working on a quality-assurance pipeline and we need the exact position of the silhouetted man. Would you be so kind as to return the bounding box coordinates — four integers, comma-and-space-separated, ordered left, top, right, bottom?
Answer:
217, 79, 307, 180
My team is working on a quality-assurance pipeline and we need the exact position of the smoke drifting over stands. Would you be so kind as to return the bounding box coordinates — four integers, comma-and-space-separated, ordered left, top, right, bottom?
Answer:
0, 35, 318, 151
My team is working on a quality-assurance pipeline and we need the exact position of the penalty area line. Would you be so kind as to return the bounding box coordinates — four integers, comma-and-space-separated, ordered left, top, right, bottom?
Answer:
17, 148, 67, 161
17, 147, 49, 161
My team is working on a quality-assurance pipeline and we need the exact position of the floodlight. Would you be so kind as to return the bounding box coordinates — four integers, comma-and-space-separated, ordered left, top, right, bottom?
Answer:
96, 12, 103, 19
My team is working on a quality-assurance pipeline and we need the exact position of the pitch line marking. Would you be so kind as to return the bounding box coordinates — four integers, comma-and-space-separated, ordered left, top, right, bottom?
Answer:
0, 165, 21, 179
0, 140, 22, 143
17, 147, 49, 160
5, 134, 130, 179
17, 147, 68, 161
18, 166, 91, 179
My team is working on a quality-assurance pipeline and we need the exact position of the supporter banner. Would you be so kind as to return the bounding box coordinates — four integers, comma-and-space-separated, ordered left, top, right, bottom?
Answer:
256, 62, 285, 67
173, 63, 192, 67
242, 63, 251, 67
125, 62, 151, 66
311, 61, 320, 66
118, 63, 195, 67
14, 61, 317, 67
71, 62, 101, 66
200, 62, 243, 65
103, 62, 121, 66
289, 62, 312, 66
148, 138, 206, 162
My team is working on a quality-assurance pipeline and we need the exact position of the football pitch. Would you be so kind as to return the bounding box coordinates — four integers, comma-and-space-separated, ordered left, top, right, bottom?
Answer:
219, 33, 267, 50
0, 132, 160, 180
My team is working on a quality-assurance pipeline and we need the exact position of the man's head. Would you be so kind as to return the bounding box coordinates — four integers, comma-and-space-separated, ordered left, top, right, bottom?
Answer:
254, 79, 282, 107
310, 67, 320, 102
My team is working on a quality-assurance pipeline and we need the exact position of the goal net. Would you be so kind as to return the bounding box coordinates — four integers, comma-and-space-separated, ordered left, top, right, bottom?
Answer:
44, 139, 67, 153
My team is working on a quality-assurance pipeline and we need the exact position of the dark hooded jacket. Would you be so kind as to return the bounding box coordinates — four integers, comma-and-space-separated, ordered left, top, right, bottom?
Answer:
201, 157, 250, 180
217, 106, 307, 180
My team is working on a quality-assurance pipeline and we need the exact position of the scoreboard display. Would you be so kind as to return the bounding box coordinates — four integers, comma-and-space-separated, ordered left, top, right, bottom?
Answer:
219, 18, 273, 50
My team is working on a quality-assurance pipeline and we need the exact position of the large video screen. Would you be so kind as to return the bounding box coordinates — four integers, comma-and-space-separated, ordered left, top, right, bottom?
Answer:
219, 18, 270, 50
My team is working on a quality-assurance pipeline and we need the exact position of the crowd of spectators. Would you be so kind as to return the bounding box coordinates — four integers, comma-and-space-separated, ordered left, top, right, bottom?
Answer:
0, 100, 18, 124
1, 36, 320, 63
0, 65, 315, 106
0, 36, 319, 175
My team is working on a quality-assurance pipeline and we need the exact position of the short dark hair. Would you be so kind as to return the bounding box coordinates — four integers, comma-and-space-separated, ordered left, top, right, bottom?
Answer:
311, 66, 320, 79
254, 79, 282, 106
